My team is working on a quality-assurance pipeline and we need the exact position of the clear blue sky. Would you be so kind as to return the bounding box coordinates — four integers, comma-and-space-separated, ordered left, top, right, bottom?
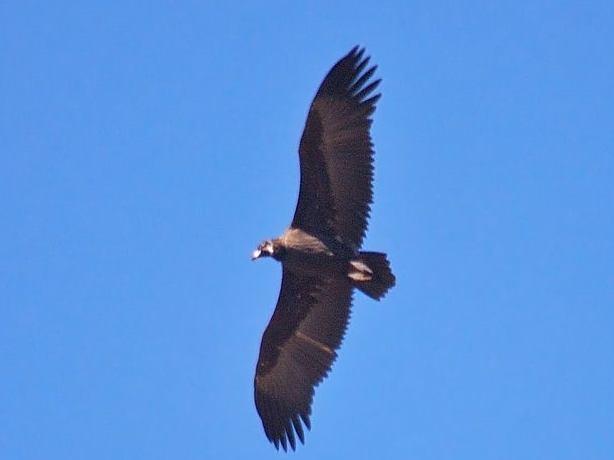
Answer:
1, 2, 613, 459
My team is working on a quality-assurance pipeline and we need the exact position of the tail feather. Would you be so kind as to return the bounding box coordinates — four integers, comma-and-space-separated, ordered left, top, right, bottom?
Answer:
349, 251, 395, 300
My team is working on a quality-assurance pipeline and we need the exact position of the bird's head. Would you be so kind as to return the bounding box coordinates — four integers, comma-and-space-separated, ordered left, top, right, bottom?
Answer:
251, 239, 277, 261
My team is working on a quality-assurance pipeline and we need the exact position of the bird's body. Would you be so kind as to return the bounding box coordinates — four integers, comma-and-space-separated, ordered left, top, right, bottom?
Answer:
252, 46, 395, 451
262, 228, 384, 285
276, 236, 337, 279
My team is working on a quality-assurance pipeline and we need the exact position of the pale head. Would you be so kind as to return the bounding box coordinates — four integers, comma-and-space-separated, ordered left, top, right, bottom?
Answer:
251, 240, 275, 261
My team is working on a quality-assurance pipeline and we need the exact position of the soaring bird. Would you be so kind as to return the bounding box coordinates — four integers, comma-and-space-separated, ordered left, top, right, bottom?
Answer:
251, 46, 395, 451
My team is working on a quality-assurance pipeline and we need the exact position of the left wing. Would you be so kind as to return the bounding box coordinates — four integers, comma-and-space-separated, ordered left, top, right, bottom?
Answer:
291, 46, 381, 250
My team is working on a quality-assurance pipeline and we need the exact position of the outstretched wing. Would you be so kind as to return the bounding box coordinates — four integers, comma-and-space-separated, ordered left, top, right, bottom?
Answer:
254, 268, 353, 451
292, 46, 381, 250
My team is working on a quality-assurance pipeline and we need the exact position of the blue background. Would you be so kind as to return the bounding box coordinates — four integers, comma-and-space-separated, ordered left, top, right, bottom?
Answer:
1, 2, 613, 459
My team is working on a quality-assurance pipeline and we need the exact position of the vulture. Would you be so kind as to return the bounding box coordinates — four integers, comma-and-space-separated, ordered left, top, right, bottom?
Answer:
251, 46, 395, 451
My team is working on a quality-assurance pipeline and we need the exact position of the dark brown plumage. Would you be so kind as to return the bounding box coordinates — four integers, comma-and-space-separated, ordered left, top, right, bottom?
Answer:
251, 46, 395, 451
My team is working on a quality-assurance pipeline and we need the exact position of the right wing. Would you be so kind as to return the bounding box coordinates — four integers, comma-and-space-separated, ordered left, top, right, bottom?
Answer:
254, 267, 353, 450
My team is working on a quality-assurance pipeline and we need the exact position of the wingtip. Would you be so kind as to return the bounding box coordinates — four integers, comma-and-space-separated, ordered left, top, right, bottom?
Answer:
285, 421, 296, 451
348, 45, 367, 62
292, 415, 305, 444
301, 412, 312, 430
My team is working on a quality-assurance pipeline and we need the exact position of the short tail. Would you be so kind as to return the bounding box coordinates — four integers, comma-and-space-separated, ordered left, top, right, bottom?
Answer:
348, 251, 396, 300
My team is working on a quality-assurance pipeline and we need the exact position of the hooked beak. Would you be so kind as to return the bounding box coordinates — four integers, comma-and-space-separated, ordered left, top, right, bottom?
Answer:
251, 249, 262, 261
